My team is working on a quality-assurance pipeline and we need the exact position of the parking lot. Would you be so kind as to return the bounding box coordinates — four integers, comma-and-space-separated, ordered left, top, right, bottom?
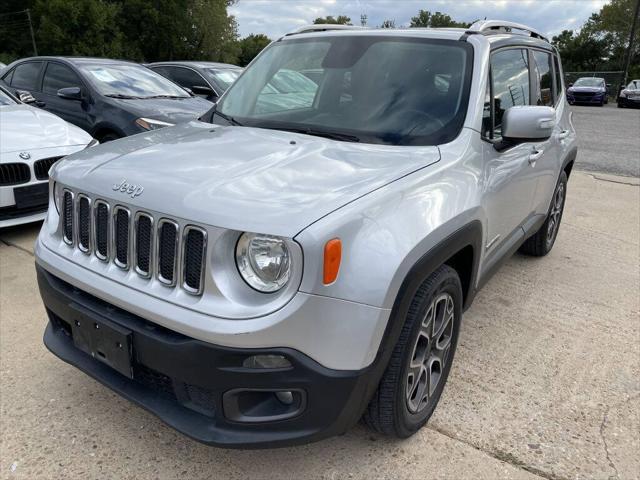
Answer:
1, 104, 639, 480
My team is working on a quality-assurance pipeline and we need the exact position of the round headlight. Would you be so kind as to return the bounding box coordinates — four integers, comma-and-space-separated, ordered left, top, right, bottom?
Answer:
236, 233, 291, 293
53, 182, 62, 213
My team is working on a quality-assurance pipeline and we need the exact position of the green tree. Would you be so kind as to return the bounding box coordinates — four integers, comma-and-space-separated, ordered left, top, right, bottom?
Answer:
410, 10, 471, 28
380, 19, 396, 29
237, 33, 271, 66
34, 0, 126, 57
313, 15, 351, 25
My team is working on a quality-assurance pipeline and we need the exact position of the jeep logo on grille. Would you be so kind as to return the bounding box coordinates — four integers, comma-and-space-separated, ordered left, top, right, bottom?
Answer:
112, 179, 144, 198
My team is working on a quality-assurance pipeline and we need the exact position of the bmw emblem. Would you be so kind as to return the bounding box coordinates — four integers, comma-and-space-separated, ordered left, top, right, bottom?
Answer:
18, 152, 31, 160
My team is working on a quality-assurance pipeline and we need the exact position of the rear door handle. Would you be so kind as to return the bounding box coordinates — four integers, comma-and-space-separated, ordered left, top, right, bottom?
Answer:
529, 148, 544, 166
557, 129, 570, 140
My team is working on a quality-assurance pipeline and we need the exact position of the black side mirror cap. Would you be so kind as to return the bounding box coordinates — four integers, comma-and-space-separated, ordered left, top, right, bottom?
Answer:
57, 86, 82, 100
191, 85, 214, 96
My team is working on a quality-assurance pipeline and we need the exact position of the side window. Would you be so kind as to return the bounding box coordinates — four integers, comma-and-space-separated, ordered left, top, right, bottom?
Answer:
554, 55, 563, 101
2, 69, 14, 85
489, 49, 530, 138
42, 63, 82, 95
9, 62, 43, 91
532, 50, 553, 106
169, 67, 207, 89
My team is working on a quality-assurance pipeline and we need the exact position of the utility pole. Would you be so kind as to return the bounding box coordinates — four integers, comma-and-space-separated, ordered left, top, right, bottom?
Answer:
621, 0, 639, 87
26, 9, 38, 56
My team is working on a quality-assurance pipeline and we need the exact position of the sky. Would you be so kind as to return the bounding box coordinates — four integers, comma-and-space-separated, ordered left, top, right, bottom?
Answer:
229, 0, 610, 40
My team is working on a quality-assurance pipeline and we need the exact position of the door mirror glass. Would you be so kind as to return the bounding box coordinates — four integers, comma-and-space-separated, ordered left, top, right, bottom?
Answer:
191, 85, 213, 96
500, 106, 555, 143
57, 86, 82, 100
15, 89, 36, 104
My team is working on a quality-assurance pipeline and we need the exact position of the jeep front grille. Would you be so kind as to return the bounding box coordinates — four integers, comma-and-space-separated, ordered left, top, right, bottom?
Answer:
59, 191, 206, 295
34, 156, 63, 181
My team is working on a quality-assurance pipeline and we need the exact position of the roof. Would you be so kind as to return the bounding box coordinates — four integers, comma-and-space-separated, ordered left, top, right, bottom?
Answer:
12, 56, 139, 66
148, 61, 241, 69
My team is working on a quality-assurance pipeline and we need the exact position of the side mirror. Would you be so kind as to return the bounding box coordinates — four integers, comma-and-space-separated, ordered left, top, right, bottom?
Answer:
57, 86, 82, 100
500, 106, 555, 144
568, 82, 573, 87
191, 85, 214, 96
15, 89, 36, 104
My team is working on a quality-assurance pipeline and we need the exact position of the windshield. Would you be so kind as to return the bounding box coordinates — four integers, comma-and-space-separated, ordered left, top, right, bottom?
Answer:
216, 36, 473, 145
79, 63, 190, 98
203, 68, 241, 92
573, 78, 604, 87
0, 88, 17, 106
627, 80, 640, 90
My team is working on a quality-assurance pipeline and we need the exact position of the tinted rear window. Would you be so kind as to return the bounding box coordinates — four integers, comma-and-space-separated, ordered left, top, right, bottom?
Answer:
10, 62, 43, 91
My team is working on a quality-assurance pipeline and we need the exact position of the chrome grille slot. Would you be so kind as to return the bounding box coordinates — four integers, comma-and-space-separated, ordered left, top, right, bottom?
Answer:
134, 213, 153, 278
94, 201, 110, 261
58, 191, 207, 295
62, 190, 74, 245
157, 219, 179, 286
113, 206, 130, 269
77, 195, 91, 253
182, 227, 207, 295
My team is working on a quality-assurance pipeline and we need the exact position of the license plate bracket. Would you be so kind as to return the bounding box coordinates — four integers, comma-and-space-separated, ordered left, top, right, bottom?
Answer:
13, 183, 49, 209
71, 313, 133, 378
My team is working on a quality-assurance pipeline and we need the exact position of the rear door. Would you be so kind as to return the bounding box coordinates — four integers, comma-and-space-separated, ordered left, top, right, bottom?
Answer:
530, 49, 562, 215
40, 62, 92, 131
481, 48, 539, 266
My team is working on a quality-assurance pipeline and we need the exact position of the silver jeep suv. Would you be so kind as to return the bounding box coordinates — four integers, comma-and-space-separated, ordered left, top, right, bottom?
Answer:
35, 21, 577, 447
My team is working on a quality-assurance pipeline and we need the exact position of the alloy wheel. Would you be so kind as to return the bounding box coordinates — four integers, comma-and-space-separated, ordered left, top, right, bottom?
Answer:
405, 292, 454, 414
546, 182, 565, 246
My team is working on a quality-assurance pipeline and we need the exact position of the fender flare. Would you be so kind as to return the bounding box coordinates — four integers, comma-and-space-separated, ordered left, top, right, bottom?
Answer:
356, 220, 483, 409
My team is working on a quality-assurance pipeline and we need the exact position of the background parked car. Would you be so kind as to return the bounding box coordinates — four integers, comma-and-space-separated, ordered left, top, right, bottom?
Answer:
0, 84, 94, 228
0, 57, 213, 141
566, 77, 609, 106
148, 61, 242, 102
617, 79, 640, 108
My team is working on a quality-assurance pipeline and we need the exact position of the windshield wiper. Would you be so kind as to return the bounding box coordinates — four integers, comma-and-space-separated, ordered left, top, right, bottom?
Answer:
104, 93, 145, 99
263, 126, 361, 143
144, 94, 188, 99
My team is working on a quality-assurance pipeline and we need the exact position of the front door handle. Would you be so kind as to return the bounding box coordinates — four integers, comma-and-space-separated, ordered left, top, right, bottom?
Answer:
557, 129, 570, 140
529, 148, 544, 166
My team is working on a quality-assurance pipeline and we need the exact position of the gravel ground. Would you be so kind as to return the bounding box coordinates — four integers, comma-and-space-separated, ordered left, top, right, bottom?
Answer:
1, 106, 639, 479
571, 104, 640, 177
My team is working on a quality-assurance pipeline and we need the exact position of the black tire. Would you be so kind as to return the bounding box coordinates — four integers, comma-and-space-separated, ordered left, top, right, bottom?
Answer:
364, 265, 462, 438
99, 132, 121, 143
519, 170, 568, 257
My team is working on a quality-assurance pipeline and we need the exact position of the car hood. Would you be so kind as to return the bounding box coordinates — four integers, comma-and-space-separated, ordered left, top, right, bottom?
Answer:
110, 96, 212, 123
568, 86, 604, 93
0, 104, 92, 154
53, 122, 440, 237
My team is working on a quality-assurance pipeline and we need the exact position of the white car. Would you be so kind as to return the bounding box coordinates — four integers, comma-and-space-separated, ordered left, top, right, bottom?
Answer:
0, 85, 95, 228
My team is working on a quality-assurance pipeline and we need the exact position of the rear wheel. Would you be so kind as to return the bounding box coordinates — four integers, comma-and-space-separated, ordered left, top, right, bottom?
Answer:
520, 171, 568, 256
364, 265, 462, 437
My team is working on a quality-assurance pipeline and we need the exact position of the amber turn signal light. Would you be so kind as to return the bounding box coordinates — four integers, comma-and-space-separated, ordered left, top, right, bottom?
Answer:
323, 238, 342, 285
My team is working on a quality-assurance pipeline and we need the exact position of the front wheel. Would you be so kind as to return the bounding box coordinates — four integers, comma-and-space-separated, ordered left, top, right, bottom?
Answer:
364, 265, 462, 437
520, 171, 568, 256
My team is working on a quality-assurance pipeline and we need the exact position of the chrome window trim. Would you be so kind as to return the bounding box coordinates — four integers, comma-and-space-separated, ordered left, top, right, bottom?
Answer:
181, 225, 208, 296
93, 199, 110, 262
134, 211, 154, 279
76, 193, 92, 254
156, 218, 179, 287
112, 205, 131, 270
62, 188, 74, 246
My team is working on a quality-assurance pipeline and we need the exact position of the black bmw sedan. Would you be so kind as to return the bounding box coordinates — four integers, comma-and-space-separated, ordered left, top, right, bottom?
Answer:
1, 57, 213, 141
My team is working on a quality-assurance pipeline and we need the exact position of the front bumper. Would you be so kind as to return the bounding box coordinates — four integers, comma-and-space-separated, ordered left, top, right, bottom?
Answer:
618, 96, 640, 108
0, 181, 48, 228
567, 93, 606, 104
38, 265, 381, 448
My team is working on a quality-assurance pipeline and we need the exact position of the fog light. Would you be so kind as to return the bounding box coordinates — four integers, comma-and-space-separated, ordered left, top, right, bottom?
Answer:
275, 391, 294, 405
242, 354, 291, 369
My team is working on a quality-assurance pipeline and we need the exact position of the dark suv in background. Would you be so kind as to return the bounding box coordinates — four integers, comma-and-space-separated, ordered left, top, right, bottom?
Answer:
148, 61, 242, 102
1, 57, 212, 141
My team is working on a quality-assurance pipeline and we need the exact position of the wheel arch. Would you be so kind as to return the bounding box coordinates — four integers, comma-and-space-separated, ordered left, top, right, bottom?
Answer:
91, 123, 126, 142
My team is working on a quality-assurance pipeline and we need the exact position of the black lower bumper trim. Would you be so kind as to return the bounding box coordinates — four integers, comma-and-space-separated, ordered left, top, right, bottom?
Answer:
37, 264, 379, 448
